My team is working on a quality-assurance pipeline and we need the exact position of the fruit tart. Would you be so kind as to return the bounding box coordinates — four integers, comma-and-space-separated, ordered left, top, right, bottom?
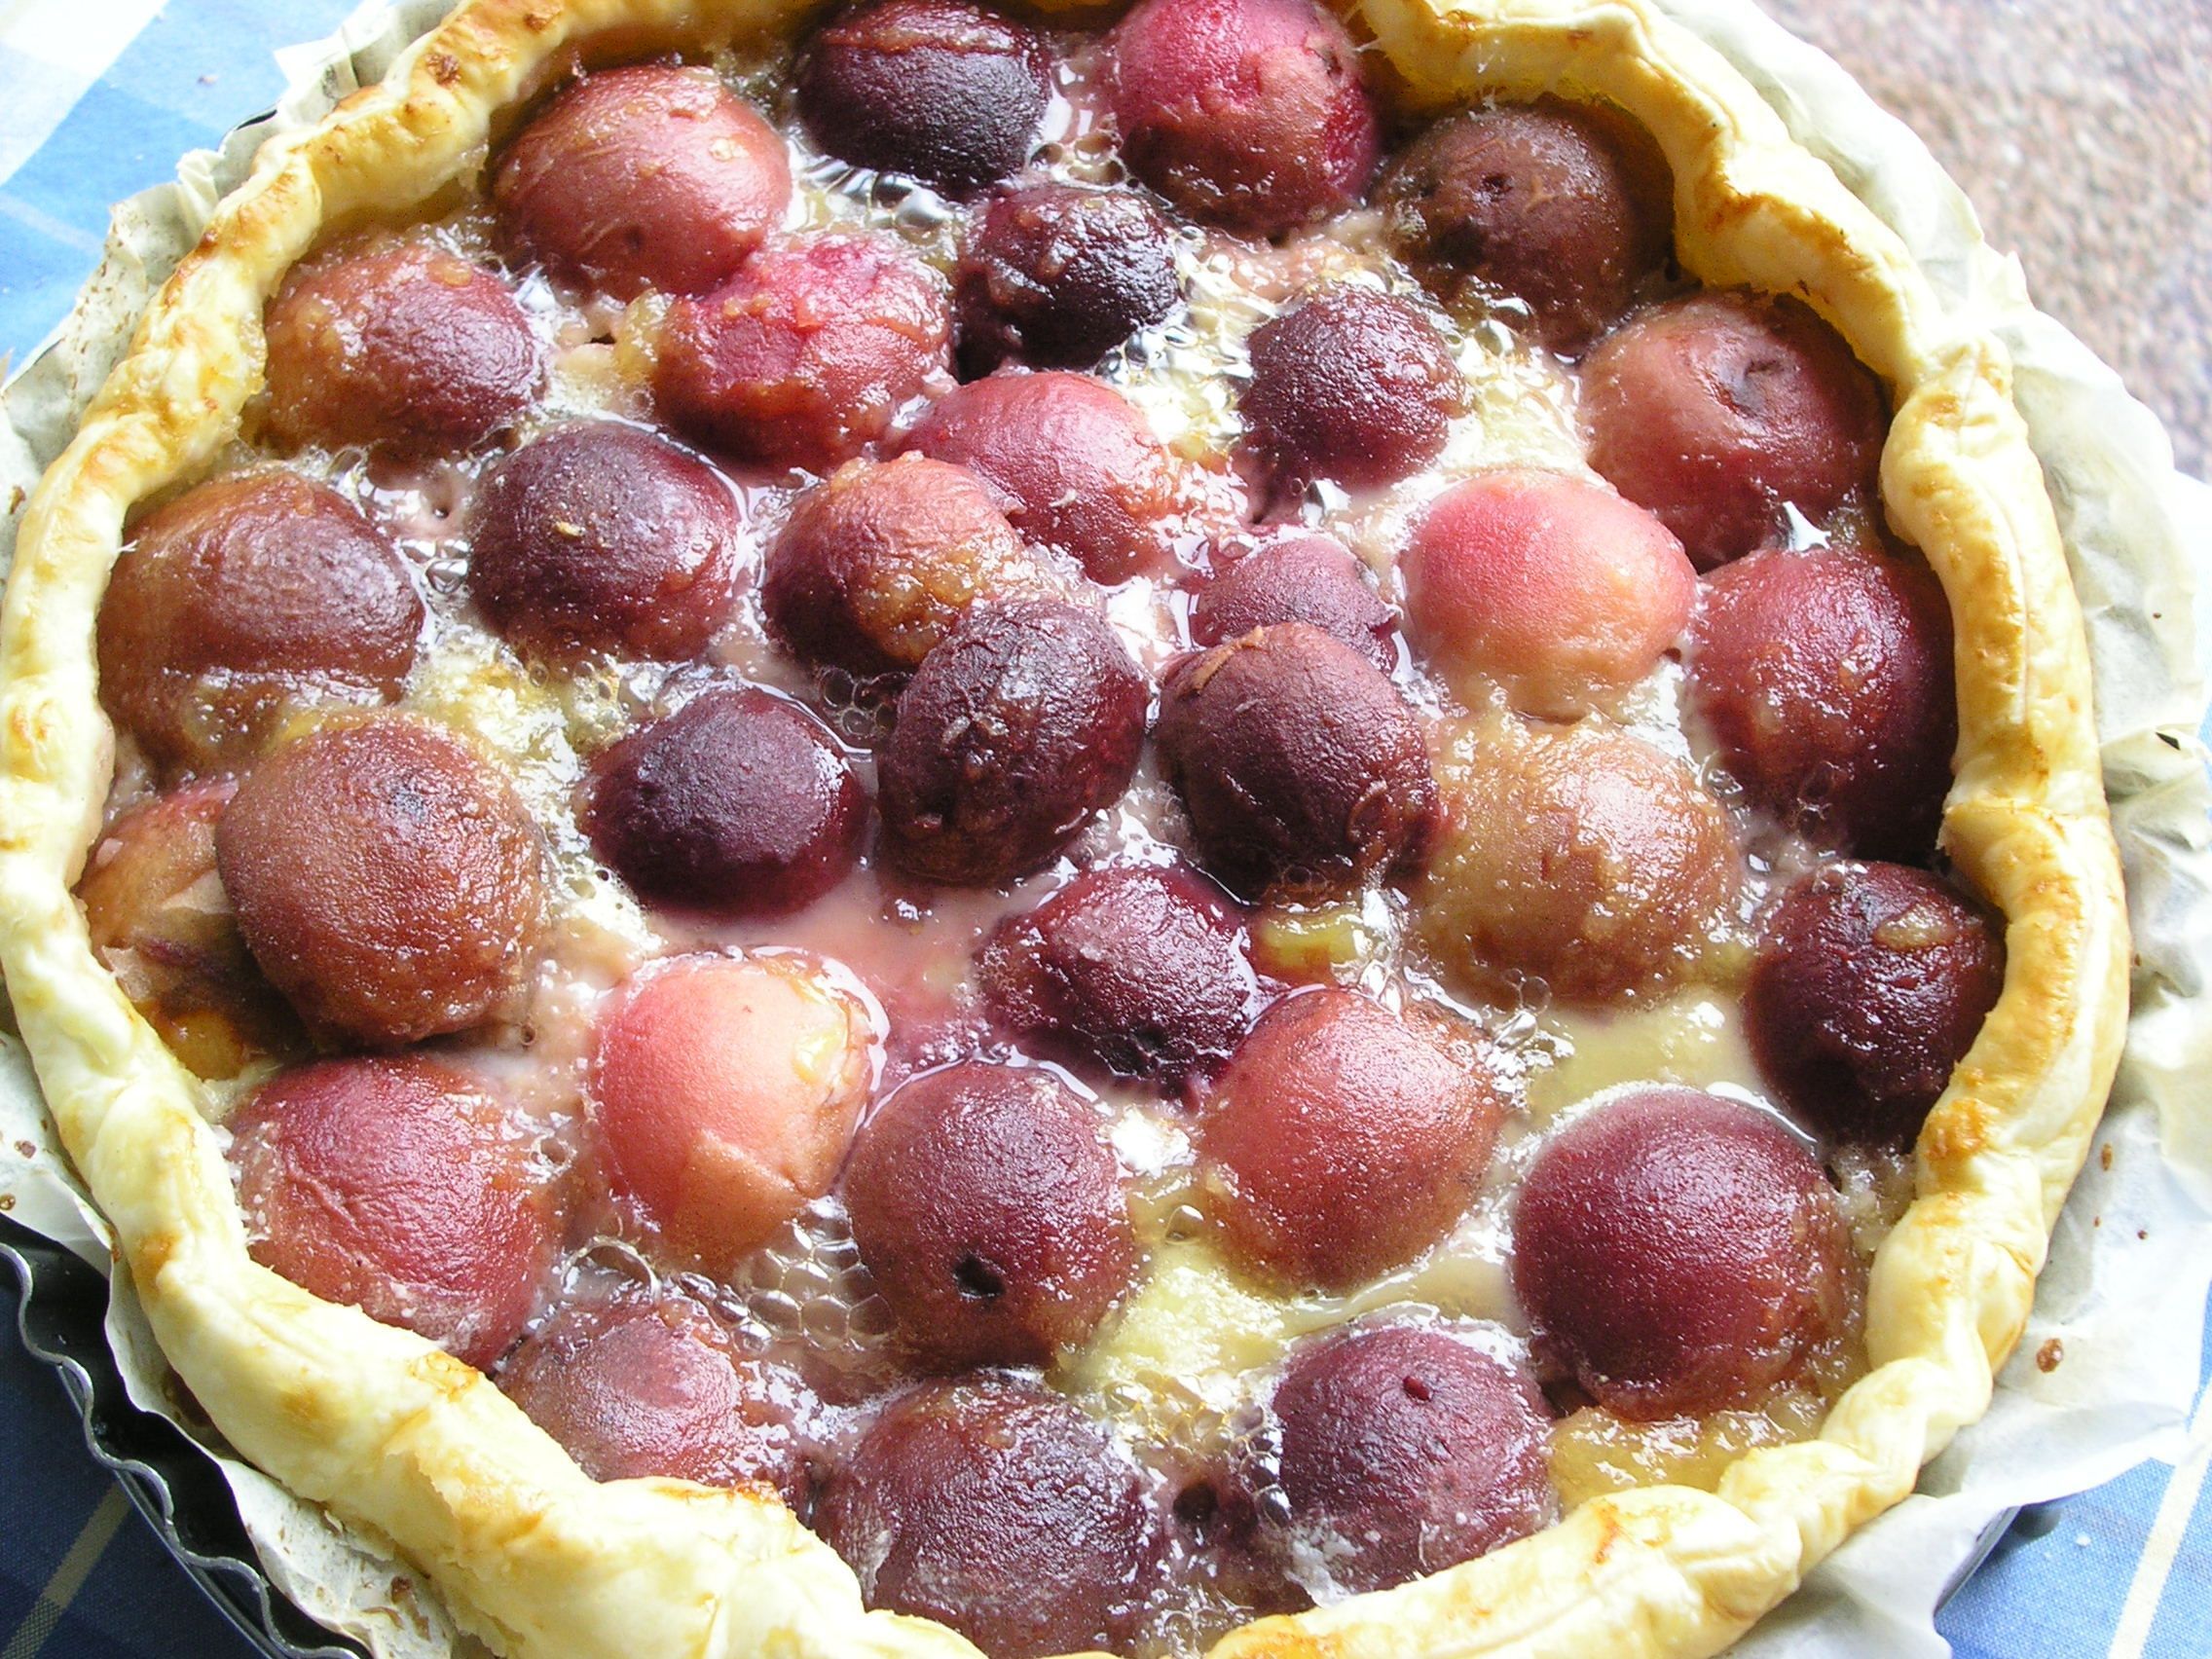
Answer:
0, 0, 2130, 1655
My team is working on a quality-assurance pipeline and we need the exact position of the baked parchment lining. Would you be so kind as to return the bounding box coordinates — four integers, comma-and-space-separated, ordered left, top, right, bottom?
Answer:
0, 1, 2133, 1656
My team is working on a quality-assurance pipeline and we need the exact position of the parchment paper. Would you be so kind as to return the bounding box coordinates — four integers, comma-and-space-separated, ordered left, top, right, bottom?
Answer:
1, 2, 2206, 1655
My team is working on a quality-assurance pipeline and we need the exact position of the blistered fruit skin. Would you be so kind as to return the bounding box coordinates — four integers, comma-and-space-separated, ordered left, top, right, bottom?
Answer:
262, 239, 539, 454
96, 474, 423, 776
590, 953, 875, 1276
796, 0, 1051, 197
1583, 290, 1888, 567
76, 780, 297, 1080
953, 184, 1180, 376
1191, 533, 1397, 674
814, 1380, 1156, 1658
1402, 469, 1695, 719
230, 1056, 559, 1370
656, 235, 950, 473
906, 371, 1188, 582
762, 455, 1042, 675
1156, 623, 1436, 900
218, 717, 544, 1047
1198, 989, 1504, 1289
878, 600, 1147, 887
498, 1290, 813, 1503
1512, 1088, 1854, 1419
583, 687, 866, 918
1748, 863, 2006, 1146
493, 64, 791, 299
1240, 285, 1461, 494
1268, 1326, 1556, 1594
978, 863, 1261, 1086
1415, 719, 1737, 1004
1380, 99, 1670, 354
1108, 0, 1380, 237
842, 1060, 1138, 1370
1688, 544, 1957, 861
468, 423, 743, 663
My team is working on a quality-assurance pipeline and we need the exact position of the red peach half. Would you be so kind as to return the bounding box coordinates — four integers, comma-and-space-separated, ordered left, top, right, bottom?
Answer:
1402, 468, 1695, 719
591, 953, 878, 1276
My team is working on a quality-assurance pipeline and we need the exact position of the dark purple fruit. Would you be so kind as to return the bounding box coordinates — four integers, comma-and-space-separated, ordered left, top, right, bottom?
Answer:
217, 716, 544, 1047
878, 600, 1147, 886
1190, 532, 1397, 674
494, 64, 791, 299
262, 237, 539, 454
1240, 283, 1462, 494
656, 234, 950, 474
1687, 543, 1957, 861
954, 183, 1179, 376
1108, 0, 1380, 237
814, 1380, 1156, 1658
468, 423, 743, 662
582, 687, 866, 918
499, 1287, 813, 1502
842, 1059, 1138, 1369
1583, 290, 1888, 567
97, 473, 422, 775
1512, 1088, 1854, 1419
230, 1056, 560, 1369
796, 0, 1051, 196
978, 862, 1262, 1085
1156, 623, 1435, 898
1266, 1325, 1555, 1593
1747, 863, 2005, 1146
1380, 99, 1671, 353
1197, 988, 1504, 1289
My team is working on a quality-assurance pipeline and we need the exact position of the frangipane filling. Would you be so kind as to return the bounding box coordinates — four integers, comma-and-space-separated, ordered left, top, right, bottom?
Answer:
75, 0, 2006, 1653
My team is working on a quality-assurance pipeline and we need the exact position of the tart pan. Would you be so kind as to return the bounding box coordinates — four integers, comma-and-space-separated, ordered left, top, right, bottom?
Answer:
1, 1212, 362, 1659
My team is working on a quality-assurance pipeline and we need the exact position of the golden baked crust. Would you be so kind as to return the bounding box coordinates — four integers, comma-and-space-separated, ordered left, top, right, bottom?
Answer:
0, 1, 2130, 1655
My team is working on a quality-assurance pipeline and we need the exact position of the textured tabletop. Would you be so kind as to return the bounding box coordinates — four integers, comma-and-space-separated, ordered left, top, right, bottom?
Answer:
1766, 0, 2210, 476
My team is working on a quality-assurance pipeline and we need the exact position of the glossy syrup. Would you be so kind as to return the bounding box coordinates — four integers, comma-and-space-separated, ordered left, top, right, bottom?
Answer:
92, 26, 1919, 1654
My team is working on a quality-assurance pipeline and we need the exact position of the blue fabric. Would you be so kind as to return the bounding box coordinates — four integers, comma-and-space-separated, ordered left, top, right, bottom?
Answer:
0, 0, 356, 370
1939, 1304, 2212, 1658
2, 1293, 269, 1658
1, 5, 2208, 1657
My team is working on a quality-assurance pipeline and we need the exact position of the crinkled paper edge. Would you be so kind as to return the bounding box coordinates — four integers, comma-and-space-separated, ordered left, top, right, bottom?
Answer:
0, 1, 2205, 1655
1657, 3, 2212, 1652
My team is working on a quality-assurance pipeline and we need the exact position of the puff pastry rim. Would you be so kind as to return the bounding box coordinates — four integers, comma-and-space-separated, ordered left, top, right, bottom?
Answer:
0, 1, 2132, 1655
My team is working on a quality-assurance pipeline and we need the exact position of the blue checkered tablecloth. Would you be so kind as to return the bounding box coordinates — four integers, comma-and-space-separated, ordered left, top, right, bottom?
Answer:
2, 4, 2208, 1656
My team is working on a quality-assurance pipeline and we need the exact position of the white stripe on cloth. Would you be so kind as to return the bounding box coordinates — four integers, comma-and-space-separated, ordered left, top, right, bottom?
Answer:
0, 1484, 130, 1659
0, 0, 166, 187
2109, 1377, 2212, 1659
